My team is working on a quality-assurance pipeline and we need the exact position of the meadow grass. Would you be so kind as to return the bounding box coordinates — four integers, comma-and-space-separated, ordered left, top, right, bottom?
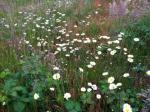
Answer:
0, 1, 150, 112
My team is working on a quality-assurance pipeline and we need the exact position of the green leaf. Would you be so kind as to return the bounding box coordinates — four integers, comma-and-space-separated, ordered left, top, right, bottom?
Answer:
65, 100, 74, 110
13, 86, 27, 94
0, 93, 7, 102
10, 91, 18, 97
70, 110, 78, 112
0, 71, 8, 79
21, 97, 31, 103
81, 93, 93, 104
13, 101, 25, 112
107, 96, 115, 104
74, 102, 81, 112
65, 100, 81, 112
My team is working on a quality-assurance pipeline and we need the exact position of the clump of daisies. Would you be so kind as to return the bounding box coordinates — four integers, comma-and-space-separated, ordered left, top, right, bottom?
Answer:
80, 82, 102, 100
127, 54, 134, 63
87, 61, 96, 68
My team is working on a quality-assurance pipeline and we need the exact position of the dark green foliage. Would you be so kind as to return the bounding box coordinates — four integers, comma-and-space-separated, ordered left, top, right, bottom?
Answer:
0, 55, 52, 112
65, 100, 81, 112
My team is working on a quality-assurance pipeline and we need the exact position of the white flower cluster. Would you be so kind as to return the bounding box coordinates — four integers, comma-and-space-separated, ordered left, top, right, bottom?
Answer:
80, 82, 101, 100
87, 61, 96, 68
107, 76, 122, 90
127, 54, 134, 63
